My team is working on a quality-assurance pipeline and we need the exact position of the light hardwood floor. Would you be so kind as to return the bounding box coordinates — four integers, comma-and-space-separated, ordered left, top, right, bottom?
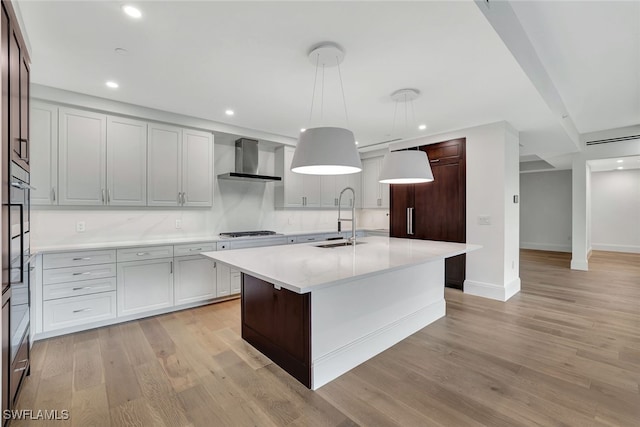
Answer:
14, 250, 640, 426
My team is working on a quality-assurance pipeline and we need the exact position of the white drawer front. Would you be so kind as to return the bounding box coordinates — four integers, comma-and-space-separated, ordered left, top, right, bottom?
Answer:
43, 250, 117, 269
216, 241, 230, 251
174, 242, 216, 256
43, 291, 117, 332
43, 263, 117, 285
43, 277, 117, 301
117, 245, 174, 262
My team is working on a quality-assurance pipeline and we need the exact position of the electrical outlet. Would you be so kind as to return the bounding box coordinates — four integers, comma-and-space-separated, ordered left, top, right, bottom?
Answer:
478, 216, 491, 225
175, 219, 182, 229
512, 260, 515, 269
76, 221, 86, 232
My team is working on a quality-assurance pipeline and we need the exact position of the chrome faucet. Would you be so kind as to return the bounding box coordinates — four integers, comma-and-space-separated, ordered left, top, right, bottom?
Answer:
337, 187, 356, 244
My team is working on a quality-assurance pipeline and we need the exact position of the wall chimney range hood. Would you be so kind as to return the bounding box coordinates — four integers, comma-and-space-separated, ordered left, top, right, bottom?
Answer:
218, 138, 282, 182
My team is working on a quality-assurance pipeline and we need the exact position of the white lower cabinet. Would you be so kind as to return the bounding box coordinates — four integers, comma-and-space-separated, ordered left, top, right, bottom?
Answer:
117, 258, 174, 317
43, 292, 116, 332
174, 255, 217, 305
215, 264, 241, 297
231, 270, 241, 294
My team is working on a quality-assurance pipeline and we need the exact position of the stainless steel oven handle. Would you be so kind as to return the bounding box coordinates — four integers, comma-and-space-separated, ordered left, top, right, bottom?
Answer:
10, 181, 36, 190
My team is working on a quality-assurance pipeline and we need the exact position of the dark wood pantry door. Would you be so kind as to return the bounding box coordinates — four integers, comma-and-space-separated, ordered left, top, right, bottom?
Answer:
389, 138, 466, 290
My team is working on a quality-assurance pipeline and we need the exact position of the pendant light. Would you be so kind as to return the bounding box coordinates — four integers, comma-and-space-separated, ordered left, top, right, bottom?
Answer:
378, 89, 434, 184
291, 43, 362, 175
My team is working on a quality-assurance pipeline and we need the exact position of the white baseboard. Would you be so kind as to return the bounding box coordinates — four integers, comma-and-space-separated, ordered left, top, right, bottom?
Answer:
464, 278, 520, 302
311, 299, 445, 390
520, 242, 571, 253
592, 243, 640, 254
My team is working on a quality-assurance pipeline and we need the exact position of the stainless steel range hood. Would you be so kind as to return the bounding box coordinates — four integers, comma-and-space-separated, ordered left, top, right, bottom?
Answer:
217, 138, 282, 182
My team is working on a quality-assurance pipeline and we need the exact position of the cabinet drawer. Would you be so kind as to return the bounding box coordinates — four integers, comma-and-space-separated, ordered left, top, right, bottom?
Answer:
43, 249, 116, 269
43, 291, 117, 332
43, 263, 117, 285
117, 245, 174, 262
217, 241, 230, 251
10, 332, 29, 406
174, 242, 216, 256
43, 277, 117, 301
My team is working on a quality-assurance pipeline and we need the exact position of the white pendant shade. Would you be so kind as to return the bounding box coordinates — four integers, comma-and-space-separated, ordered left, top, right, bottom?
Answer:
379, 150, 434, 184
291, 127, 362, 175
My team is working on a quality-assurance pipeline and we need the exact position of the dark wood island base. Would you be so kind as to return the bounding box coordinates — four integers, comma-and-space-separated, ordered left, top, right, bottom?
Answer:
241, 274, 312, 388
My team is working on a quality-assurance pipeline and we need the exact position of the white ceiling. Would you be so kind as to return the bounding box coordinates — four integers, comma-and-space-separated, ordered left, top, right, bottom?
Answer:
588, 155, 640, 172
17, 1, 638, 161
511, 1, 640, 135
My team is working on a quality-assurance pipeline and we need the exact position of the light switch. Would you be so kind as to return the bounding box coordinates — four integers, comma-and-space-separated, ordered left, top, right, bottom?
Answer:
175, 219, 182, 229
76, 221, 86, 232
478, 216, 491, 225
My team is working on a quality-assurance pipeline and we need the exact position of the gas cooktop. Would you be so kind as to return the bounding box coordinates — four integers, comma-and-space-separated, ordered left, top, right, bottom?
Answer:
219, 230, 279, 238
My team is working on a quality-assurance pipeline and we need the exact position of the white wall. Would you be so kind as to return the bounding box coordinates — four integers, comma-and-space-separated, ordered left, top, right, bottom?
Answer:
392, 121, 521, 301
520, 170, 572, 252
591, 169, 640, 253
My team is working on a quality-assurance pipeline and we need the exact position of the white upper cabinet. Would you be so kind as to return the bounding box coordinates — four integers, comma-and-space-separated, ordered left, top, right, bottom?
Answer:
362, 156, 389, 209
182, 129, 213, 206
106, 116, 147, 206
30, 102, 58, 205
275, 146, 322, 208
147, 123, 182, 206
58, 108, 107, 206
58, 108, 148, 207
148, 124, 213, 207
322, 173, 362, 209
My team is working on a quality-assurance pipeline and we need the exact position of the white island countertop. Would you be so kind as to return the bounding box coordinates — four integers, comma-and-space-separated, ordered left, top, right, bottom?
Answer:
202, 236, 481, 293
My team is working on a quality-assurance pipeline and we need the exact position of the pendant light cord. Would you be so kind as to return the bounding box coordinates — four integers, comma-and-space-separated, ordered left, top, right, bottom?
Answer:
336, 58, 350, 128
307, 53, 320, 126
391, 100, 399, 137
321, 64, 325, 121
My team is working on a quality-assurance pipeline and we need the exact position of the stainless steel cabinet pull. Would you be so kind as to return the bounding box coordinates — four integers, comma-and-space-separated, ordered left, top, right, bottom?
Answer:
170, 261, 173, 274
51, 187, 56, 202
107, 189, 111, 203
182, 192, 186, 205
72, 257, 91, 261
178, 192, 181, 204
213, 262, 217, 268
407, 207, 414, 235
189, 248, 203, 251
72, 286, 91, 291
136, 252, 150, 256
73, 308, 93, 314
430, 158, 440, 163
72, 272, 92, 276
101, 189, 105, 203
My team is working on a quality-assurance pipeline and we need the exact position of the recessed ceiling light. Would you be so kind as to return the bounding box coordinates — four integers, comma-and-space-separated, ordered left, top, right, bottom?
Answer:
105, 81, 119, 89
418, 124, 427, 130
617, 166, 624, 170
300, 128, 306, 133
617, 159, 623, 163
122, 5, 142, 19
225, 109, 234, 116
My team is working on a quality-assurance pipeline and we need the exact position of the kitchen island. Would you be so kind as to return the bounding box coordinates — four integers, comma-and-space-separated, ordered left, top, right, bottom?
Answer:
202, 236, 480, 389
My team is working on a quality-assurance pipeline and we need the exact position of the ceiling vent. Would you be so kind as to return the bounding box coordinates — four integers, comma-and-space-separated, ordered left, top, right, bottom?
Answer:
585, 135, 640, 146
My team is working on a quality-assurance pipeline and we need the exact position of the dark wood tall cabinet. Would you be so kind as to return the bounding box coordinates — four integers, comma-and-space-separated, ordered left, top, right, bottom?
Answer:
390, 138, 466, 289
1, 0, 30, 420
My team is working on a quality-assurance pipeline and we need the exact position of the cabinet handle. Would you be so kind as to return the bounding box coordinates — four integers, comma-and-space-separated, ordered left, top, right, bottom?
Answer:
107, 189, 111, 203
407, 207, 414, 235
430, 158, 440, 163
101, 189, 105, 203
189, 248, 203, 251
178, 192, 183, 204
51, 187, 56, 202
213, 262, 216, 269
182, 192, 187, 205
72, 286, 92, 291
72, 257, 92, 261
73, 308, 93, 314
72, 272, 92, 276
136, 252, 150, 256
170, 261, 173, 274
13, 359, 28, 372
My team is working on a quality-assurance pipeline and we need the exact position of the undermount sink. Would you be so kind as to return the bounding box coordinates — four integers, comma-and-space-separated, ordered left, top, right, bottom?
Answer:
315, 241, 365, 249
